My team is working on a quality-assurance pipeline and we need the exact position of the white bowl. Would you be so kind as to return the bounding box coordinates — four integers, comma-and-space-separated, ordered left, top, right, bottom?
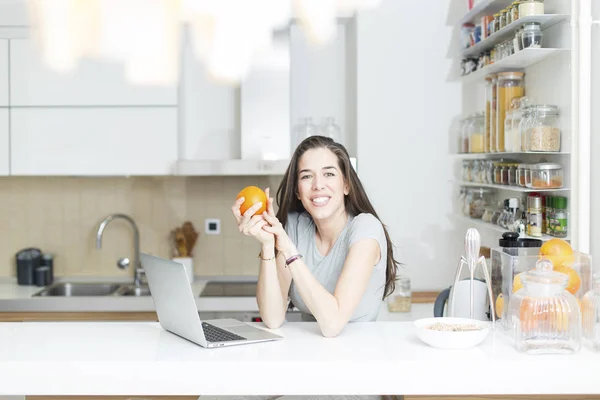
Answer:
413, 317, 491, 350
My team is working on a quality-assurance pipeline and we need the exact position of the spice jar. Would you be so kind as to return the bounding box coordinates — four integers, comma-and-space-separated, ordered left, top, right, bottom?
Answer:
549, 196, 568, 238
506, 259, 582, 354
530, 162, 563, 189
386, 275, 411, 312
519, 0, 544, 17
511, 1, 520, 21
517, 164, 528, 187
494, 162, 503, 184
582, 274, 600, 351
469, 113, 486, 153
526, 105, 561, 152
462, 160, 472, 182
497, 72, 525, 152
525, 163, 533, 188
499, 9, 506, 29
528, 195, 543, 237
521, 22, 543, 49
508, 163, 518, 186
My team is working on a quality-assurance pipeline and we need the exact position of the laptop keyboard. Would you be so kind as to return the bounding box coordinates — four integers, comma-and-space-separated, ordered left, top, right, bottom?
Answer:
202, 322, 246, 342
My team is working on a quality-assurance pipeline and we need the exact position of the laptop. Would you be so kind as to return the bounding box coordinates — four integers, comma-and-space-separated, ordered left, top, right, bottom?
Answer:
140, 253, 284, 348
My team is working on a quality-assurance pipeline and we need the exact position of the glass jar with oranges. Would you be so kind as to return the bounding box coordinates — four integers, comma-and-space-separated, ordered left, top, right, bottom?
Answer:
506, 259, 582, 354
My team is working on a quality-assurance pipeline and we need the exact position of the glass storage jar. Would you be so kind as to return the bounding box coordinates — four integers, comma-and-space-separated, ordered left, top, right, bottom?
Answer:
521, 22, 543, 49
501, 163, 510, 185
503, 109, 515, 152
530, 162, 563, 189
471, 160, 482, 183
519, 0, 544, 17
497, 72, 525, 153
484, 74, 497, 153
469, 113, 486, 153
519, 105, 534, 151
490, 75, 499, 152
461, 115, 472, 153
525, 164, 533, 188
469, 188, 493, 219
582, 274, 600, 351
506, 259, 582, 354
526, 105, 560, 152
386, 275, 411, 312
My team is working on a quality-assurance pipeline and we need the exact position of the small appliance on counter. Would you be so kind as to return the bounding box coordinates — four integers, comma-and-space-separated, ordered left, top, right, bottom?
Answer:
435, 228, 496, 323
15, 248, 54, 286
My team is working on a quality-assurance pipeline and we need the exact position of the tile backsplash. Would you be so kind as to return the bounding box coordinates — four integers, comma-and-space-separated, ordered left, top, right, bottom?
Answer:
0, 175, 281, 278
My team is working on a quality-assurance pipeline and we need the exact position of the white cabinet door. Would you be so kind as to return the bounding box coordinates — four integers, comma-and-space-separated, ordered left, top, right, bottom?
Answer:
10, 108, 178, 175
179, 36, 239, 160
0, 40, 8, 106
0, 109, 8, 175
9, 39, 177, 106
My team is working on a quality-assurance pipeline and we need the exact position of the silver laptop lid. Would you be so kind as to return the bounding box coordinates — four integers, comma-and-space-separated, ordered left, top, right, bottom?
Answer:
140, 253, 208, 346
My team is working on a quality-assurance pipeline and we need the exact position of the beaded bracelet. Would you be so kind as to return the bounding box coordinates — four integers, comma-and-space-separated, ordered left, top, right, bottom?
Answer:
285, 254, 303, 268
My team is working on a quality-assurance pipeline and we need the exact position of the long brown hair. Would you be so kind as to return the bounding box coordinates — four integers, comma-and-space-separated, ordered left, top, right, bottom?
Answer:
276, 135, 400, 299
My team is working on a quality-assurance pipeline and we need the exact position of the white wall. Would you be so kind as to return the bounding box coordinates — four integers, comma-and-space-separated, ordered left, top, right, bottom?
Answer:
356, 0, 463, 291
591, 1, 600, 264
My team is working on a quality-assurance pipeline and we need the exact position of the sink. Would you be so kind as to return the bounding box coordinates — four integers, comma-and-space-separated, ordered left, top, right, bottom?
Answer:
116, 285, 151, 297
32, 282, 122, 297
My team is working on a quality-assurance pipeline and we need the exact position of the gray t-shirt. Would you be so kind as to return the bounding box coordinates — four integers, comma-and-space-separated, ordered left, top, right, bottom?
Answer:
285, 211, 387, 322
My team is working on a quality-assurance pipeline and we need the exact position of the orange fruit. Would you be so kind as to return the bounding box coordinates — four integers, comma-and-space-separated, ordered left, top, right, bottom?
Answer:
495, 293, 504, 318
512, 273, 524, 293
236, 186, 267, 217
553, 264, 581, 295
539, 238, 575, 268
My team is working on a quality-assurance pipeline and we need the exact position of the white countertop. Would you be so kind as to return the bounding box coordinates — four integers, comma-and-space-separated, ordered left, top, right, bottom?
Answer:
0, 321, 598, 396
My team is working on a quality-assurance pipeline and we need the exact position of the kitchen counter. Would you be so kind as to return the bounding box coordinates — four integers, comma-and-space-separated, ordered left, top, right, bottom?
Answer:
0, 321, 598, 397
0, 277, 434, 321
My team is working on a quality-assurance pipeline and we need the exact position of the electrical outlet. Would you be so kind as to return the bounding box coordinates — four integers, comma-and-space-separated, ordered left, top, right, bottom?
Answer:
205, 219, 221, 235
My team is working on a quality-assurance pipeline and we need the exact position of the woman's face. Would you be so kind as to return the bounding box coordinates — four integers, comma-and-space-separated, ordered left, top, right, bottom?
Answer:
296, 147, 349, 221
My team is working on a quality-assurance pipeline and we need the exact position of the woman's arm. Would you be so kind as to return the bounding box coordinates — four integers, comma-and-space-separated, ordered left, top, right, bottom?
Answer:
256, 243, 292, 329
279, 239, 380, 338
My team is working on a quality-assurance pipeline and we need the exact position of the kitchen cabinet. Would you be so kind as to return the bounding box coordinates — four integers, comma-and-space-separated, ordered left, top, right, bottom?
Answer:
10, 107, 178, 176
179, 34, 239, 161
0, 39, 7, 106
9, 38, 177, 106
0, 108, 7, 175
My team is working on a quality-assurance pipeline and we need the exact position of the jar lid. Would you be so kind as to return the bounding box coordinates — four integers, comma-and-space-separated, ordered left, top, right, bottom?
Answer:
530, 162, 562, 170
554, 196, 568, 209
521, 259, 568, 287
498, 71, 525, 80
498, 231, 543, 248
535, 104, 559, 114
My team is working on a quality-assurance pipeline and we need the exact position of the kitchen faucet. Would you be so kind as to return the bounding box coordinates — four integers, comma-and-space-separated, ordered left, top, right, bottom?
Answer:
96, 213, 144, 287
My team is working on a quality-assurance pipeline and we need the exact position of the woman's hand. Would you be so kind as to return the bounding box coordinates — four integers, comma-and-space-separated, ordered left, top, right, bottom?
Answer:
262, 188, 297, 257
231, 195, 274, 246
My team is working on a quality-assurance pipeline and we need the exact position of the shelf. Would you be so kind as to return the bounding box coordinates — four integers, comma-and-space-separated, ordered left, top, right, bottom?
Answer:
456, 181, 569, 192
455, 215, 569, 242
459, 0, 515, 25
460, 48, 568, 83
451, 152, 570, 158
462, 14, 569, 58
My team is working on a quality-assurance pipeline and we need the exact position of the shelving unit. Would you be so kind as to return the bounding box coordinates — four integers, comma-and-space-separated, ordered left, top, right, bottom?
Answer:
460, 48, 568, 83
455, 215, 570, 242
459, 0, 515, 24
452, 0, 575, 249
462, 14, 569, 57
456, 181, 569, 193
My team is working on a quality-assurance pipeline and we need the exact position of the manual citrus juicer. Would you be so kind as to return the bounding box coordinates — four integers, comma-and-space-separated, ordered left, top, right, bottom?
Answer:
450, 228, 496, 324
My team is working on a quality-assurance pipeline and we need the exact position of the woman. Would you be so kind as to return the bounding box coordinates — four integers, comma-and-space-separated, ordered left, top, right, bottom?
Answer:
231, 135, 399, 338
